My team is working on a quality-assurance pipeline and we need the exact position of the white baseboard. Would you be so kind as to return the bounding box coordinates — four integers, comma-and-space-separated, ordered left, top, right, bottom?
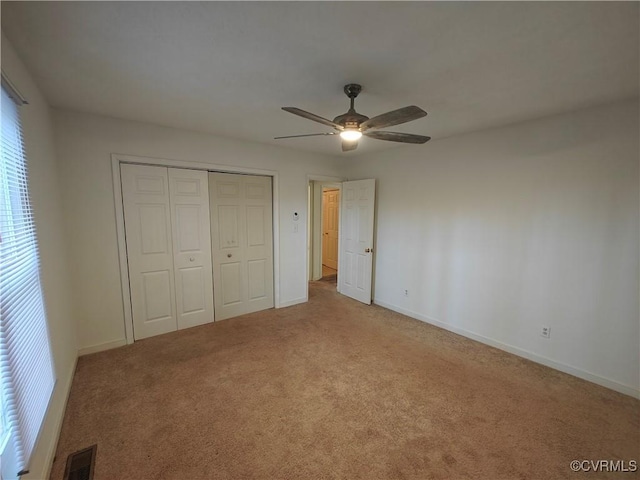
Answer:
374, 299, 640, 399
278, 297, 307, 309
78, 338, 127, 356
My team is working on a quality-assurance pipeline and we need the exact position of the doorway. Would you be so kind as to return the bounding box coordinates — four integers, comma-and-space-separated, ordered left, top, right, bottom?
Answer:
308, 180, 341, 284
306, 177, 376, 304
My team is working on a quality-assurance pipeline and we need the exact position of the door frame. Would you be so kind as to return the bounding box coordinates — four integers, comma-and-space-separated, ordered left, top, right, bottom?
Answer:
112, 153, 280, 345
306, 175, 345, 294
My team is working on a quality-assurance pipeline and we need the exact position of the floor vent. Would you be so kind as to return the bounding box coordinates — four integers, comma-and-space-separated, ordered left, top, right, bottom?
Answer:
63, 444, 96, 480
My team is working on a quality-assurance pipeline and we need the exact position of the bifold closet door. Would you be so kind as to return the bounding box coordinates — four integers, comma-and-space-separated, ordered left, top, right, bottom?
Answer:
121, 164, 178, 339
209, 173, 274, 321
121, 164, 215, 340
168, 168, 215, 330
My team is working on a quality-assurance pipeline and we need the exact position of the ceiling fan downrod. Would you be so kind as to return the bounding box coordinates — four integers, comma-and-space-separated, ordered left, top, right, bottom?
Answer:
344, 83, 362, 111
334, 84, 369, 129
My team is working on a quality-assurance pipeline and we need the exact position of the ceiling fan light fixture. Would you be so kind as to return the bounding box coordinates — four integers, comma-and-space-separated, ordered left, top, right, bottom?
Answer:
340, 129, 362, 141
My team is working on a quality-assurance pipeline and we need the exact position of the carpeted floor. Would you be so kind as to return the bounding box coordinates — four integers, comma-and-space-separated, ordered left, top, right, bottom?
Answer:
50, 282, 639, 480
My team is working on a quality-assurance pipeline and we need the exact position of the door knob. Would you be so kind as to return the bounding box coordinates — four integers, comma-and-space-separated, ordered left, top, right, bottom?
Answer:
365, 248, 372, 253
227, 253, 232, 258
189, 257, 195, 262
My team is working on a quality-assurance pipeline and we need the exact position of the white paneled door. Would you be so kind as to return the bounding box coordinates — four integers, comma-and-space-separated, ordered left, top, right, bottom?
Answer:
121, 164, 215, 340
339, 179, 376, 305
121, 164, 178, 339
168, 168, 215, 330
209, 172, 274, 320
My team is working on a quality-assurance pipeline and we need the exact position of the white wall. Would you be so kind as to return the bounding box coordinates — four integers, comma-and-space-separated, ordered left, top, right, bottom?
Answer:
1, 34, 77, 479
345, 100, 640, 397
52, 110, 342, 353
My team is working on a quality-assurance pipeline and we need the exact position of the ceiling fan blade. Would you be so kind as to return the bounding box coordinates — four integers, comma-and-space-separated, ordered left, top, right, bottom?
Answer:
360, 106, 427, 131
364, 131, 431, 144
274, 133, 337, 139
282, 107, 344, 130
342, 140, 358, 152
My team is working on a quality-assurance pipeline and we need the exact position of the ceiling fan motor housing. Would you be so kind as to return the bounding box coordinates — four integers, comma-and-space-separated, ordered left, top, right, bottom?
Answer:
333, 112, 369, 129
334, 84, 369, 128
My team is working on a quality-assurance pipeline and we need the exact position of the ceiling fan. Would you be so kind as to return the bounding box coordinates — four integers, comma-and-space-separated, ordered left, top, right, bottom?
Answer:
275, 84, 430, 152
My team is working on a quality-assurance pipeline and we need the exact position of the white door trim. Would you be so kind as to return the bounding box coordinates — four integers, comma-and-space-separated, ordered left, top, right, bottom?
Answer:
112, 153, 280, 345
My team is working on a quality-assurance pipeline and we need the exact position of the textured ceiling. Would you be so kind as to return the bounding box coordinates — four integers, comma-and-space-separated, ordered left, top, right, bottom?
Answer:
2, 2, 638, 157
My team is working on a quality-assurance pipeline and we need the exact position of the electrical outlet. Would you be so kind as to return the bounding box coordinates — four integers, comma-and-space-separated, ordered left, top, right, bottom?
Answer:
540, 326, 551, 338
403, 289, 409, 297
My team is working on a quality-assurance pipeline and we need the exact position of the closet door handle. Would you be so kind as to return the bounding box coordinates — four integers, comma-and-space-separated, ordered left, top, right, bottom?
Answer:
227, 253, 232, 258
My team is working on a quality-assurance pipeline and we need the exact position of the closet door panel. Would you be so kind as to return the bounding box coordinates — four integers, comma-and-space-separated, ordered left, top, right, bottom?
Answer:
244, 175, 274, 311
168, 168, 215, 329
121, 164, 177, 339
210, 173, 274, 320
210, 173, 245, 320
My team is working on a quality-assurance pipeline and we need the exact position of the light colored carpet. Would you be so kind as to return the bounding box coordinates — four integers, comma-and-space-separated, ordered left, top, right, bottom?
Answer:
50, 281, 639, 479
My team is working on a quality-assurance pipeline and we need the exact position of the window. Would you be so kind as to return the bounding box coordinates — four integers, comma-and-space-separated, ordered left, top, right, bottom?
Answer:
0, 74, 55, 478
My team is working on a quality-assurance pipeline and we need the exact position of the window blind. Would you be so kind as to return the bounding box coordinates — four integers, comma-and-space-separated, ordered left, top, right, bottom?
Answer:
0, 81, 55, 476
